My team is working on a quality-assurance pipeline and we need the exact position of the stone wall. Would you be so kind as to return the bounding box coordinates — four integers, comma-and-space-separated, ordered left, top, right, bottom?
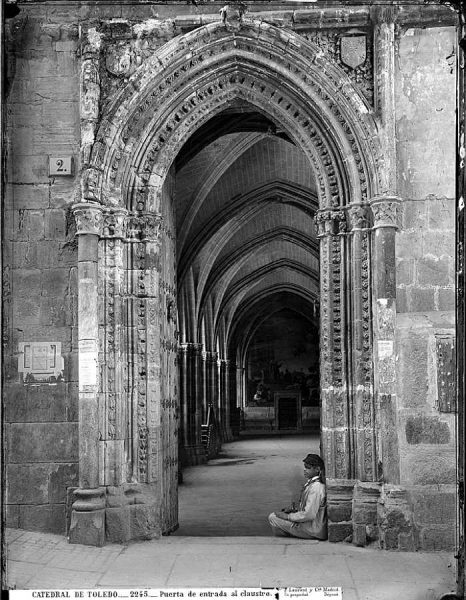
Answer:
392, 25, 456, 551
4, 10, 81, 533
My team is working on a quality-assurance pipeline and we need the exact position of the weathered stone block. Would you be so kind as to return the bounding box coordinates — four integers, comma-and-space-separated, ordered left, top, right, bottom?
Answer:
12, 268, 42, 296
40, 296, 68, 326
398, 531, 416, 552
405, 415, 451, 444
106, 506, 131, 543
10, 183, 50, 209
129, 503, 161, 540
409, 287, 435, 312
427, 196, 455, 230
419, 526, 456, 551
14, 209, 46, 240
44, 208, 66, 241
326, 479, 356, 499
398, 333, 428, 407
438, 288, 455, 311
396, 287, 408, 313
7, 464, 51, 503
352, 503, 378, 524
49, 463, 79, 503
328, 522, 352, 543
328, 502, 352, 523
396, 231, 424, 259
413, 492, 456, 525
69, 509, 105, 546
417, 256, 451, 287
403, 452, 456, 485
19, 504, 66, 535
425, 231, 455, 259
6, 504, 20, 528
352, 523, 366, 547
378, 487, 414, 551
396, 259, 414, 286
41, 268, 70, 297
8, 422, 78, 462
401, 201, 427, 231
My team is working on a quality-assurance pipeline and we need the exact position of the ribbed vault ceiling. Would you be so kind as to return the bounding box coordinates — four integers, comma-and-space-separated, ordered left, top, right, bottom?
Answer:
175, 110, 319, 355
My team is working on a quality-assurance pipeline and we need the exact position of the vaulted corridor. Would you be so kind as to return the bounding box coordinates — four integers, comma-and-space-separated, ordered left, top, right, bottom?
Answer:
174, 434, 320, 537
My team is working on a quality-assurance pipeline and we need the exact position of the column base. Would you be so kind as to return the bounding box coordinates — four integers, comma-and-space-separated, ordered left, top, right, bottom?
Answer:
68, 487, 106, 546
68, 484, 163, 546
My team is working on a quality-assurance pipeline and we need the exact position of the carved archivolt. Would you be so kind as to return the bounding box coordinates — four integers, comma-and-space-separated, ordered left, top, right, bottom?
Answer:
82, 20, 382, 215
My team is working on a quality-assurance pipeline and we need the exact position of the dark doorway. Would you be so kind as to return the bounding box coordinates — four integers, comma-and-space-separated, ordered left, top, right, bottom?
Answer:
277, 396, 298, 430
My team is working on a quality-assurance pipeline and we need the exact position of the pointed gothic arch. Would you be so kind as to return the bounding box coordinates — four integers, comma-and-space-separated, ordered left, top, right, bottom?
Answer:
71, 18, 397, 545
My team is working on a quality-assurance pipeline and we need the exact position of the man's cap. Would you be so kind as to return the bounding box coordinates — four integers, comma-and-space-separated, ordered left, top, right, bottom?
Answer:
303, 453, 325, 469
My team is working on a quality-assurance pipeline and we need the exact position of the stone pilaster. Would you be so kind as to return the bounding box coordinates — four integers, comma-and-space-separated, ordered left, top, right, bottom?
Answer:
346, 204, 377, 482
99, 208, 128, 488
370, 195, 401, 484
316, 208, 351, 480
69, 202, 106, 546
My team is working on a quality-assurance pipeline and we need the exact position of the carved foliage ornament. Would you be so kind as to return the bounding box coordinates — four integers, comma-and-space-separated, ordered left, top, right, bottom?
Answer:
89, 23, 381, 210
315, 209, 347, 237
370, 196, 401, 228
73, 203, 103, 235
125, 213, 162, 243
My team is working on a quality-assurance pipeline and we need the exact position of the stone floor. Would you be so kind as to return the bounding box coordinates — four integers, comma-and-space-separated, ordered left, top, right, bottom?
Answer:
4, 434, 458, 599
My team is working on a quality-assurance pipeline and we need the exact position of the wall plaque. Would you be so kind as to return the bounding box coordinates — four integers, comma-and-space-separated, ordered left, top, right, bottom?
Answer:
49, 156, 73, 176
18, 342, 64, 384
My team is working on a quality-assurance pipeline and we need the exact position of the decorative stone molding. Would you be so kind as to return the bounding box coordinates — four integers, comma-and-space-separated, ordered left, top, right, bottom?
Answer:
80, 27, 102, 166
370, 195, 401, 229
101, 208, 128, 239
315, 209, 347, 237
125, 212, 163, 243
87, 20, 383, 215
72, 203, 103, 236
346, 203, 372, 231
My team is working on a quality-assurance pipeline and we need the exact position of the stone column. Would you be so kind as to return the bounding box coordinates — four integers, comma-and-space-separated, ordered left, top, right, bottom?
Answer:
370, 195, 401, 484
228, 360, 239, 437
346, 204, 377, 482
201, 350, 210, 422
223, 359, 233, 441
69, 202, 106, 546
217, 358, 227, 441
179, 342, 206, 465
316, 208, 351, 479
210, 351, 219, 417
99, 208, 128, 488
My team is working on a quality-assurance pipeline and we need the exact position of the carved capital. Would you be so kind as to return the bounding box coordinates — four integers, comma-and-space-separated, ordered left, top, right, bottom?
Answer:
346, 203, 371, 231
73, 203, 103, 236
370, 195, 401, 229
315, 209, 347, 237
202, 351, 218, 363
179, 342, 202, 356
125, 212, 163, 243
101, 208, 128, 239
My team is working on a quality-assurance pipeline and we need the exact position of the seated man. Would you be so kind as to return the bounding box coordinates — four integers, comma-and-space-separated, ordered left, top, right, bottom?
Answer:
268, 453, 327, 540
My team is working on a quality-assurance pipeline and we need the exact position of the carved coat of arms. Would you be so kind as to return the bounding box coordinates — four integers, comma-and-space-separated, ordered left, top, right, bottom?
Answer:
340, 34, 367, 70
